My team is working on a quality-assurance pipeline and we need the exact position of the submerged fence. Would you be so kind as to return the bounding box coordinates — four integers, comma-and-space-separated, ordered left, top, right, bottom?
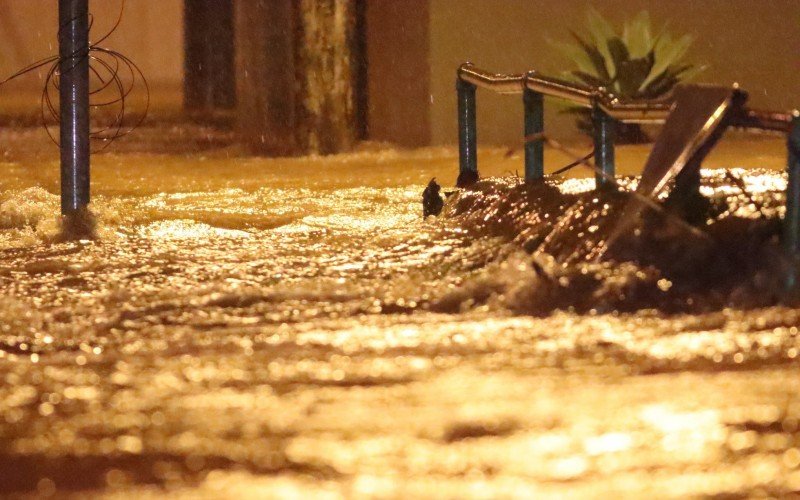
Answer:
455, 62, 800, 260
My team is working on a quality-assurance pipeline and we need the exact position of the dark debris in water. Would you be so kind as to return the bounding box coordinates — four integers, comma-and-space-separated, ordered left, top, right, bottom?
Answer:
59, 209, 98, 242
422, 178, 444, 218
0, 447, 341, 493
441, 418, 520, 443
440, 170, 797, 315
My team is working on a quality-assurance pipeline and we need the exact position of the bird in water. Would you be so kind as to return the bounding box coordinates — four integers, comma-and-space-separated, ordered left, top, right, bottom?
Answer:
422, 178, 444, 218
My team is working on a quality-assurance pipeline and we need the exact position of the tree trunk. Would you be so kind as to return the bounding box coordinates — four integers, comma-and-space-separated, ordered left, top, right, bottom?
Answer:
235, 0, 360, 156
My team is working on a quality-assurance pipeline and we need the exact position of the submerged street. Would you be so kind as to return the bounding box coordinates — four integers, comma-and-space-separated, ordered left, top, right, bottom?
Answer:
1, 128, 799, 497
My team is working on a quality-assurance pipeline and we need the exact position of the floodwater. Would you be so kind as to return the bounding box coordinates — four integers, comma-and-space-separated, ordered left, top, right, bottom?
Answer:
1, 127, 800, 498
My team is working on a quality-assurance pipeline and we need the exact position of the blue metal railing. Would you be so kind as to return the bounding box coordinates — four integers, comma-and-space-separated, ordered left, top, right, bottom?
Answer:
455, 62, 799, 261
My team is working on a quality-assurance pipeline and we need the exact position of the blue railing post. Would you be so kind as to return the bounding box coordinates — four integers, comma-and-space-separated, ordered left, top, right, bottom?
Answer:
784, 114, 800, 289
457, 76, 478, 186
592, 99, 615, 190
523, 73, 544, 182
59, 0, 91, 214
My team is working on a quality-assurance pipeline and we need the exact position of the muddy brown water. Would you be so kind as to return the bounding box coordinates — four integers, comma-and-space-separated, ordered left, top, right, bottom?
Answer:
1, 128, 799, 497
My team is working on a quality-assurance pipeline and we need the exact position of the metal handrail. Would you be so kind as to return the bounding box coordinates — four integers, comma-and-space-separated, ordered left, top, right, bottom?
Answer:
457, 62, 792, 130
455, 62, 800, 267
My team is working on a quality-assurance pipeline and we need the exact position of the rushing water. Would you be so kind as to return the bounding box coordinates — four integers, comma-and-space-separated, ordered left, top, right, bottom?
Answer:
1, 128, 799, 497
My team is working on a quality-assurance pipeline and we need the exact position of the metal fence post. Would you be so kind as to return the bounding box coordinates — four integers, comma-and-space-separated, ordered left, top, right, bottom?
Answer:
457, 76, 478, 186
784, 114, 800, 281
59, 0, 91, 214
592, 100, 615, 190
523, 74, 544, 182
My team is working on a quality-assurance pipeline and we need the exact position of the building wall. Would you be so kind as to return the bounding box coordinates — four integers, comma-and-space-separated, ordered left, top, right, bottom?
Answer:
0, 0, 183, 87
1, 1, 796, 149
429, 0, 800, 145
365, 0, 431, 147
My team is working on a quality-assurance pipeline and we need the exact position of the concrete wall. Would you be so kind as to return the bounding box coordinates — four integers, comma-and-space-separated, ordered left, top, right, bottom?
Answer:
0, 0, 182, 87
365, 0, 431, 146
428, 0, 800, 145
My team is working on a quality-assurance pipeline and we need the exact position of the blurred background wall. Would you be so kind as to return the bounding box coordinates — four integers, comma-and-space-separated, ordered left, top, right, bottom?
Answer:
0, 0, 182, 87
0, 1, 797, 147
365, 0, 430, 147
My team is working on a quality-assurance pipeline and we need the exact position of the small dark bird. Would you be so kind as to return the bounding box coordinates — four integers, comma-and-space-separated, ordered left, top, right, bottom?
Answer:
422, 178, 444, 218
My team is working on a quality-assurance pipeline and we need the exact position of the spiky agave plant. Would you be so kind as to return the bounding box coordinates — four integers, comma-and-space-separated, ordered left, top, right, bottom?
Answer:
551, 9, 703, 142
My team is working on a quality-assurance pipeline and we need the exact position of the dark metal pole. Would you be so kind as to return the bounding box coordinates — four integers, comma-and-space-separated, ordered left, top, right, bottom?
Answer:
457, 76, 478, 187
59, 0, 90, 214
592, 101, 615, 190
784, 115, 800, 283
523, 80, 544, 182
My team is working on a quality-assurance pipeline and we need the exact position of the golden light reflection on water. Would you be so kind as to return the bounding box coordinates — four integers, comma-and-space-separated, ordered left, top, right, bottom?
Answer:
0, 141, 799, 497
142, 220, 253, 240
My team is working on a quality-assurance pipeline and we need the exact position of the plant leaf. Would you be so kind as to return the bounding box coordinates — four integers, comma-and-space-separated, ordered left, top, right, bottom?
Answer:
641, 63, 703, 97
623, 11, 652, 59
642, 72, 679, 97
547, 38, 595, 75
552, 9, 700, 101
570, 31, 611, 81
640, 33, 693, 91
676, 64, 706, 82
586, 8, 617, 78
586, 7, 617, 42
571, 70, 609, 89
